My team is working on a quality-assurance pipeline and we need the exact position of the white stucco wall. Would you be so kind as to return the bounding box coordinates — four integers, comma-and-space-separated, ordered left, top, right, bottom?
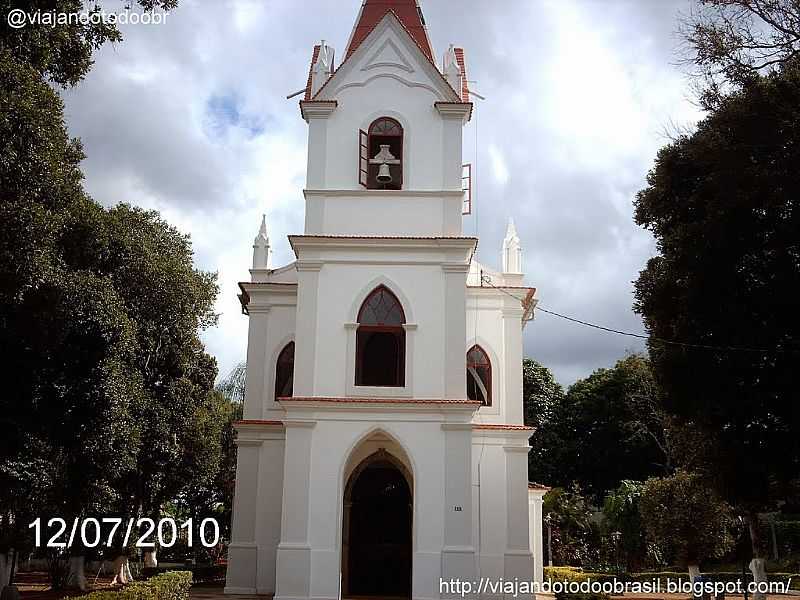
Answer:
226, 9, 538, 600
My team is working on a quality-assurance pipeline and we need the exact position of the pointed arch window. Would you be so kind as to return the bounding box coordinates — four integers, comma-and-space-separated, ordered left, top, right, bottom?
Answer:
359, 117, 403, 190
466, 345, 491, 406
275, 342, 295, 398
356, 286, 406, 386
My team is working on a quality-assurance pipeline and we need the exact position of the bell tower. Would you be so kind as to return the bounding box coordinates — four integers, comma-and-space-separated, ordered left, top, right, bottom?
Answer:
297, 0, 472, 237
226, 2, 538, 599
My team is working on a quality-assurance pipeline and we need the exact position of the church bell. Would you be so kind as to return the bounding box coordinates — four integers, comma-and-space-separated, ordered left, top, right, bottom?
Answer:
376, 162, 393, 184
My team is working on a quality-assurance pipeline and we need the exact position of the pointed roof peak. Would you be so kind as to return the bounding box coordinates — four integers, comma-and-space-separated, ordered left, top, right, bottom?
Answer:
256, 214, 269, 241
344, 0, 433, 61
505, 217, 519, 240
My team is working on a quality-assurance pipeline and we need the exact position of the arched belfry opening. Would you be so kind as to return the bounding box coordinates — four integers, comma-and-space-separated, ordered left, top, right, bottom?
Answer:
342, 432, 413, 598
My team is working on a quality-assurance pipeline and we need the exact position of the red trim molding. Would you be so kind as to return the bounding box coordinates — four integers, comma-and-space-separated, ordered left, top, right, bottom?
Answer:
473, 423, 534, 431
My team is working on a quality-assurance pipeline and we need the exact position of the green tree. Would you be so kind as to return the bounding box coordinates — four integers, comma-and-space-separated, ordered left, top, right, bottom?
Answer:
634, 57, 800, 582
681, 0, 800, 106
89, 205, 219, 572
542, 486, 599, 567
529, 355, 668, 502
1, 0, 177, 88
640, 471, 735, 579
603, 481, 647, 573
523, 359, 564, 487
0, 0, 218, 588
0, 51, 144, 590
175, 364, 245, 563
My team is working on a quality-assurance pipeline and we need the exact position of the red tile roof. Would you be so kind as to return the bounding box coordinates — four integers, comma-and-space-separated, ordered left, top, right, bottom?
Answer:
307, 4, 467, 107
529, 482, 552, 491
346, 0, 433, 61
304, 44, 321, 101
453, 47, 469, 101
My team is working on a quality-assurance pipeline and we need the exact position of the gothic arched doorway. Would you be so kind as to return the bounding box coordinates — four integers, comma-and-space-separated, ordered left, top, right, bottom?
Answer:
342, 450, 412, 598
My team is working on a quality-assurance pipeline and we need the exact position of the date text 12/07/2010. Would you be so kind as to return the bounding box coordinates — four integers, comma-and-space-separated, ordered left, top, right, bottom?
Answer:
28, 517, 220, 549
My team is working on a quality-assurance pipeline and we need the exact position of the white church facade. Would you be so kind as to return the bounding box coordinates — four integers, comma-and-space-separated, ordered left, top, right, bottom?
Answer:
225, 1, 544, 598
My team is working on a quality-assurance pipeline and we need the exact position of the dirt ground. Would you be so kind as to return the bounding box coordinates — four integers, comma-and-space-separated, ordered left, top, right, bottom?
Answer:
14, 570, 119, 600
11, 572, 800, 600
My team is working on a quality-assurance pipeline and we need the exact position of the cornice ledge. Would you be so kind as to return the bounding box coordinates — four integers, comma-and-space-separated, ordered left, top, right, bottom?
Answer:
295, 260, 324, 272
234, 419, 284, 428
434, 101, 473, 121
278, 396, 481, 411
282, 420, 317, 429
245, 304, 271, 314
303, 188, 465, 198
441, 423, 473, 431
442, 262, 471, 273
299, 100, 337, 121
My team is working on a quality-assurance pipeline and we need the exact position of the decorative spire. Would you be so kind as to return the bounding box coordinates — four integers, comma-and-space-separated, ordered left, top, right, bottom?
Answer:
502, 218, 523, 274
443, 44, 462, 94
310, 40, 335, 98
344, 0, 433, 60
253, 214, 271, 270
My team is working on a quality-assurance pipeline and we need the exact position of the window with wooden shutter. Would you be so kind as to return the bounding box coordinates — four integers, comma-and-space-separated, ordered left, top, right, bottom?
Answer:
359, 129, 369, 187
462, 163, 472, 214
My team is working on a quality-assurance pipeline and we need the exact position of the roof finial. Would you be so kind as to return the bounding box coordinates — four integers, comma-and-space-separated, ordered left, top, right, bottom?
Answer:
253, 214, 271, 270
502, 217, 522, 274
311, 41, 335, 97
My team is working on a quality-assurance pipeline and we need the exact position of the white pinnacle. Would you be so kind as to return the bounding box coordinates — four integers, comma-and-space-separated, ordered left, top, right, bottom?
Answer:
253, 214, 271, 270
502, 217, 522, 274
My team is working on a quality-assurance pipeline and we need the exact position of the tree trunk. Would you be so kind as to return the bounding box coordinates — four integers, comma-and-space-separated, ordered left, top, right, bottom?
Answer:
143, 549, 157, 568
547, 524, 553, 567
688, 564, 702, 600
66, 556, 87, 591
0, 551, 11, 590
749, 558, 767, 600
110, 556, 132, 585
747, 512, 767, 600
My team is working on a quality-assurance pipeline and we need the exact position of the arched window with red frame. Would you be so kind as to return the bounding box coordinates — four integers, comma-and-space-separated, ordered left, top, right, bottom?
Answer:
355, 286, 406, 386
275, 341, 295, 399
466, 345, 491, 406
359, 117, 403, 190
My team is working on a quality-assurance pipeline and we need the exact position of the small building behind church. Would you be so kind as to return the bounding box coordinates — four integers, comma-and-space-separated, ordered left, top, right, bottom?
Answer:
225, 2, 543, 598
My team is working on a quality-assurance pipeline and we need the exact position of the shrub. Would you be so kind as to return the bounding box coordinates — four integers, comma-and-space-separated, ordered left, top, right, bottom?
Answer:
141, 565, 225, 584
69, 571, 193, 600
544, 566, 612, 600
640, 471, 734, 568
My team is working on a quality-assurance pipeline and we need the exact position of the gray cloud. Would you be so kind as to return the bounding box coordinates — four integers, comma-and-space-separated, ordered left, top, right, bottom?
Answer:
61, 0, 700, 385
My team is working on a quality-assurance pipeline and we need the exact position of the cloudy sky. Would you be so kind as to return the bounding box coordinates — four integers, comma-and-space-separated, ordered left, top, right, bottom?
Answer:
61, 0, 703, 386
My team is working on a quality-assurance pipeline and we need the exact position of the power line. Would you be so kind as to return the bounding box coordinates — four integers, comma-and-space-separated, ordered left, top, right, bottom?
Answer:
479, 274, 790, 355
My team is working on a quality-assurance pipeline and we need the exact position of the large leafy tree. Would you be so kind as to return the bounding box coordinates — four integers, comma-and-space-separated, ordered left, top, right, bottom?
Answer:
0, 48, 145, 589
0, 0, 223, 589
175, 366, 245, 563
527, 355, 668, 502
682, 0, 800, 106
523, 359, 564, 487
541, 486, 599, 567
640, 471, 735, 579
1, 0, 177, 87
603, 481, 647, 573
633, 57, 800, 573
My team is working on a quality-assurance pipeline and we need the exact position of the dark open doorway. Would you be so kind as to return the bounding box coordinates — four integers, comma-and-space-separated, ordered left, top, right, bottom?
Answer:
343, 452, 412, 598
